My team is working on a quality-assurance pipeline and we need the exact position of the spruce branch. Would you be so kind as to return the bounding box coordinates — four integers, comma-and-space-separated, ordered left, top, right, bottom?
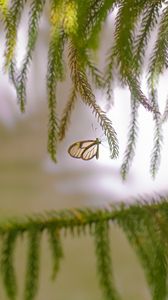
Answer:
105, 46, 116, 104
117, 205, 168, 300
76, 0, 116, 52
148, 87, 163, 178
156, 202, 168, 244
126, 72, 157, 113
105, 1, 156, 113
0, 200, 168, 300
120, 97, 139, 180
76, 0, 104, 49
73, 0, 90, 41
83, 0, 104, 36
0, 199, 167, 235
114, 0, 147, 76
8, 60, 18, 90
84, 0, 116, 48
141, 206, 168, 300
50, 0, 78, 36
105, 56, 155, 113
68, 43, 119, 159
59, 86, 77, 141
85, 51, 105, 88
4, 0, 26, 70
16, 0, 46, 112
47, 92, 59, 163
47, 227, 64, 280
62, 0, 78, 36
0, 231, 18, 300
161, 95, 168, 124
148, 4, 168, 86
24, 230, 41, 300
117, 209, 153, 280
0, 0, 8, 19
94, 221, 121, 300
133, 1, 162, 74
47, 27, 65, 162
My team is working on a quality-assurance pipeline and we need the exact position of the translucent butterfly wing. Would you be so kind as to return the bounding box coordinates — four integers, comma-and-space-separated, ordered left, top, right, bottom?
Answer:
82, 143, 99, 160
68, 142, 85, 158
68, 139, 100, 160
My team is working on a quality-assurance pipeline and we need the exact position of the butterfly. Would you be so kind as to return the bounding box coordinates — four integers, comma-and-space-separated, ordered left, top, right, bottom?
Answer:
68, 138, 101, 160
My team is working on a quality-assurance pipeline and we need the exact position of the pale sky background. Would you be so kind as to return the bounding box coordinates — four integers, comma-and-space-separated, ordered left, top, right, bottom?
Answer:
0, 8, 168, 206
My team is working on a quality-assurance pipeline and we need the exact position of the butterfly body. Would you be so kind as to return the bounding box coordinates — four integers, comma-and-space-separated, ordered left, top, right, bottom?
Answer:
68, 138, 101, 160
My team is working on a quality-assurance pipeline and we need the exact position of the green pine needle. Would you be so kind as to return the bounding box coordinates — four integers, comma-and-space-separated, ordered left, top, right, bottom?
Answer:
47, 227, 64, 280
47, 28, 65, 162
85, 51, 105, 88
0, 231, 18, 300
105, 46, 116, 103
126, 73, 157, 113
121, 97, 139, 180
148, 4, 168, 87
94, 221, 121, 300
0, 0, 7, 21
117, 204, 168, 300
133, 1, 162, 74
148, 86, 162, 178
161, 96, 168, 124
16, 0, 46, 112
4, 0, 26, 70
59, 86, 77, 141
84, 0, 116, 49
114, 0, 147, 77
24, 230, 41, 300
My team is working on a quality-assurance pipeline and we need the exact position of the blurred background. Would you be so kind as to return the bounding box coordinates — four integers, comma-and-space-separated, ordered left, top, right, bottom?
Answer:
0, 5, 167, 299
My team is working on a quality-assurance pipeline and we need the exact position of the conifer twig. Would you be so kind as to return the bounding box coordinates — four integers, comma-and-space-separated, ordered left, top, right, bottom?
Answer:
161, 96, 168, 124
47, 27, 65, 162
24, 230, 41, 300
4, 0, 26, 70
133, 1, 162, 74
16, 0, 46, 112
48, 227, 64, 280
94, 221, 121, 300
59, 86, 77, 141
121, 97, 139, 180
148, 4, 168, 88
148, 87, 162, 178
0, 231, 18, 300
